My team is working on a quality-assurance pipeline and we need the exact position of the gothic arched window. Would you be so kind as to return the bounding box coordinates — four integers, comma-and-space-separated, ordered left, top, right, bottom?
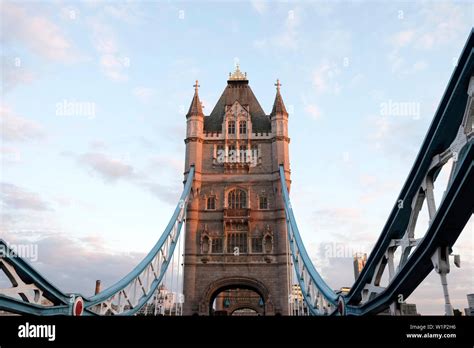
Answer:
228, 121, 235, 134
202, 235, 210, 254
207, 196, 216, 210
264, 235, 272, 253
228, 189, 247, 209
239, 121, 247, 134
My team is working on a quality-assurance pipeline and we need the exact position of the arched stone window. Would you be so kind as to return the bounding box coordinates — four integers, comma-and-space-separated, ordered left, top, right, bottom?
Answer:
228, 121, 235, 134
207, 196, 216, 210
228, 189, 247, 209
239, 121, 247, 134
202, 235, 210, 254
264, 235, 273, 253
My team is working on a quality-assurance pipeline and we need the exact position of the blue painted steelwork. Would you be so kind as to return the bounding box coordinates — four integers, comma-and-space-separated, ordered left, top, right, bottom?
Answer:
0, 166, 195, 316
0, 239, 74, 315
0, 241, 70, 304
281, 140, 472, 316
279, 29, 474, 316
83, 166, 194, 314
345, 30, 474, 310
346, 141, 473, 315
280, 165, 338, 315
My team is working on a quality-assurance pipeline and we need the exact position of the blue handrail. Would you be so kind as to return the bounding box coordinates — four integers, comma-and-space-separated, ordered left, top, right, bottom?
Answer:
279, 165, 338, 310
83, 166, 195, 307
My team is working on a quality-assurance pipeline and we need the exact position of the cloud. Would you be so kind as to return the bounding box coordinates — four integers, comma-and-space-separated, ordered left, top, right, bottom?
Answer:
1, 56, 35, 92
89, 140, 107, 151
89, 19, 128, 81
275, 8, 301, 50
368, 114, 425, 161
311, 61, 341, 94
358, 174, 398, 205
75, 151, 181, 205
133, 87, 155, 103
78, 152, 136, 181
0, 146, 21, 164
312, 207, 363, 230
148, 155, 183, 173
140, 182, 181, 205
388, 53, 428, 75
391, 30, 415, 48
0, 104, 45, 142
304, 104, 322, 120
410, 60, 428, 73
251, 0, 267, 14
387, 2, 469, 74
0, 183, 50, 211
1, 3, 78, 62
99, 55, 128, 81
417, 2, 468, 49
317, 29, 352, 58
103, 2, 146, 23
253, 8, 302, 51
390, 3, 467, 52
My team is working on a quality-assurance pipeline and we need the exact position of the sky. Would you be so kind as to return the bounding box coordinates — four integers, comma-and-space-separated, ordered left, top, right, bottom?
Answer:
1, 0, 473, 315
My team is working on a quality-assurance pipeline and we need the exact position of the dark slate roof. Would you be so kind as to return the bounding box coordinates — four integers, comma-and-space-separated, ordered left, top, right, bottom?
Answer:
204, 80, 271, 133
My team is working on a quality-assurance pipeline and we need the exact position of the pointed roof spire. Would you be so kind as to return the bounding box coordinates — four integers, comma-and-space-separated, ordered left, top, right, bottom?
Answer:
271, 78, 288, 116
186, 80, 204, 118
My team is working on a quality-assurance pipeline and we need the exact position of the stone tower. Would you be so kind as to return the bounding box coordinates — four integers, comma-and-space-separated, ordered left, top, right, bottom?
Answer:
182, 66, 291, 315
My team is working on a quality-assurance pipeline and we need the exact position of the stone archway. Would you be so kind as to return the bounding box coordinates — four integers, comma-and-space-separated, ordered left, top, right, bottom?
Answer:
228, 304, 262, 316
200, 276, 275, 316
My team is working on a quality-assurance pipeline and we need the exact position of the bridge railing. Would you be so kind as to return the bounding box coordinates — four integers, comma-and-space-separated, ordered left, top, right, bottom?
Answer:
345, 33, 474, 315
280, 29, 474, 316
0, 166, 195, 316
279, 165, 339, 315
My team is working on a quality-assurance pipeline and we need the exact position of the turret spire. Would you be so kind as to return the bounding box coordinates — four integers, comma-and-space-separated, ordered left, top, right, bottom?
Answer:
186, 80, 204, 118
271, 78, 288, 116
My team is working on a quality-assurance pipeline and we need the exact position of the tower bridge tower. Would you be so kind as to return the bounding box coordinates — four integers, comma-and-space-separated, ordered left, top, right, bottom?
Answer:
183, 66, 291, 315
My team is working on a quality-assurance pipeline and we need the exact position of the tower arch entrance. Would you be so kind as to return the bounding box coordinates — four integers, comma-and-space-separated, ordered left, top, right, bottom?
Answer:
202, 277, 274, 316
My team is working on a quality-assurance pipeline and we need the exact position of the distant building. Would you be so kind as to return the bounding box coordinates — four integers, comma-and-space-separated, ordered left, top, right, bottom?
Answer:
467, 293, 474, 307
290, 284, 303, 301
289, 284, 308, 316
400, 303, 419, 316
379, 303, 419, 316
467, 293, 474, 316
137, 285, 184, 316
338, 287, 351, 296
353, 253, 367, 280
